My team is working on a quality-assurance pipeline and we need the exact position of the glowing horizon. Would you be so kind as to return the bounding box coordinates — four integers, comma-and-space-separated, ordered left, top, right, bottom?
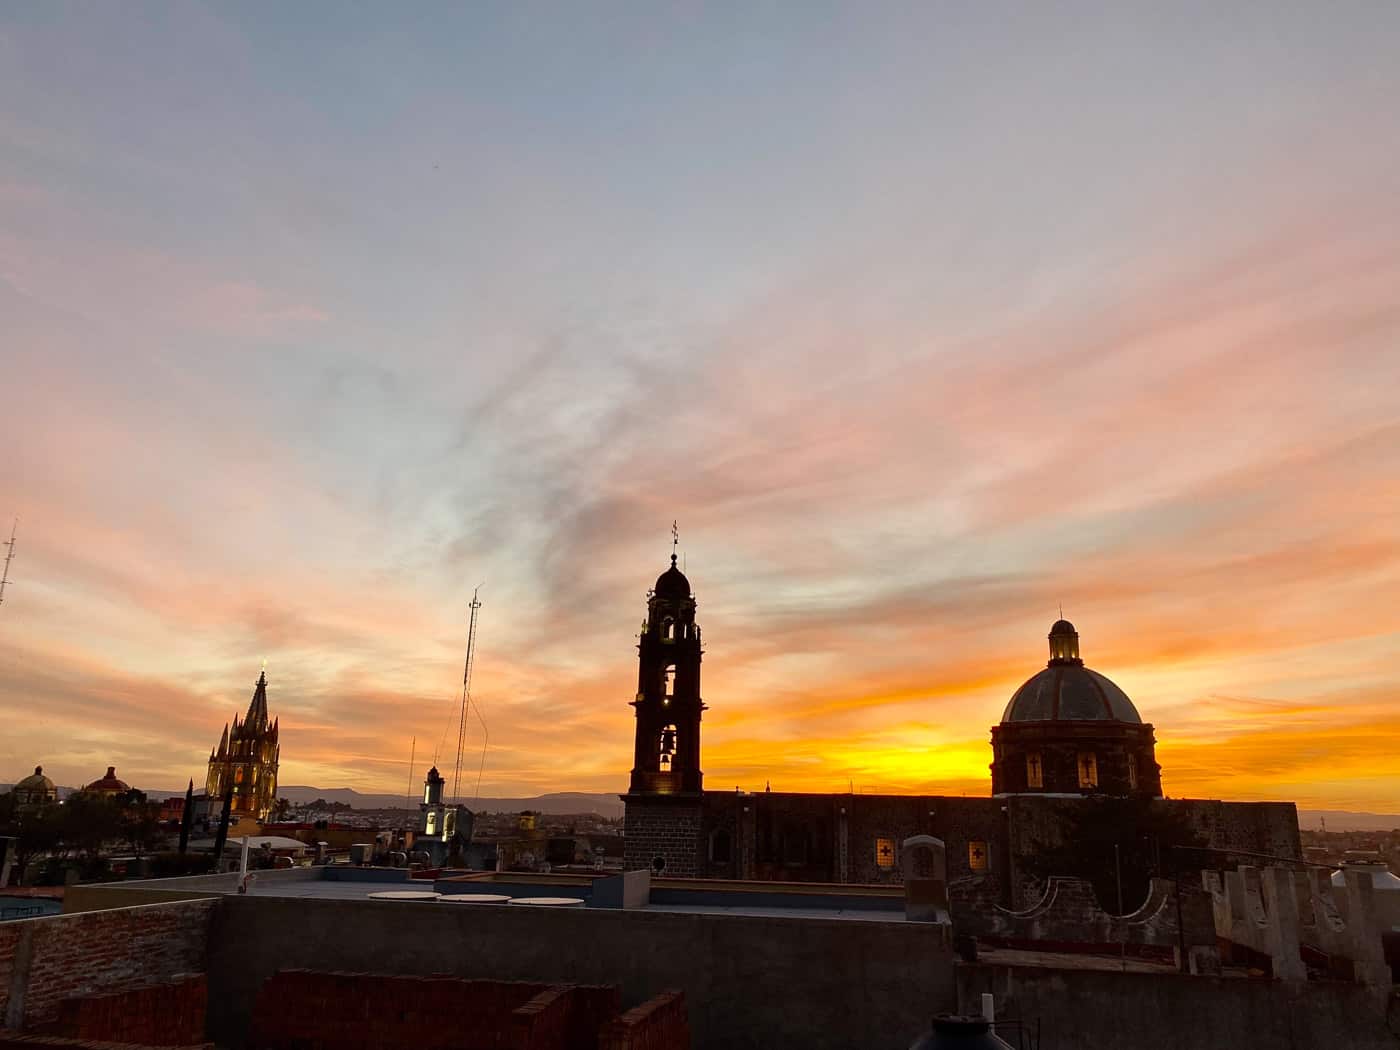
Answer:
2, 4, 1399, 812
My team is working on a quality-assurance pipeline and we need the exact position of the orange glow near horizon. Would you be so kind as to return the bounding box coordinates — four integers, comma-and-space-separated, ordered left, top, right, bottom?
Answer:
2, 5, 1399, 815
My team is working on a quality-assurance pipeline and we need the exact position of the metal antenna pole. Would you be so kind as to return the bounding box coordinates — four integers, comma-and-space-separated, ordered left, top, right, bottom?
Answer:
0, 519, 16, 607
451, 589, 482, 805
405, 736, 416, 811
471, 695, 489, 807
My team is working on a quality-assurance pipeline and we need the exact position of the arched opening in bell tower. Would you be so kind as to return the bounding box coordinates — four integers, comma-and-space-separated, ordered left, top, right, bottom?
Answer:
658, 724, 678, 771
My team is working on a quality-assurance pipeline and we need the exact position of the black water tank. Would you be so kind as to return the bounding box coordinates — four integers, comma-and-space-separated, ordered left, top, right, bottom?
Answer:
909, 1015, 1015, 1050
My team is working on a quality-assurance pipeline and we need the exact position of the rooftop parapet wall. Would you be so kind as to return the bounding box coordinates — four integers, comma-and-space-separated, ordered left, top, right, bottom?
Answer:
205, 891, 956, 1050
601, 990, 689, 1050
1204, 865, 1389, 990
957, 961, 1400, 1050
0, 899, 215, 1032
249, 971, 623, 1050
951, 874, 1218, 970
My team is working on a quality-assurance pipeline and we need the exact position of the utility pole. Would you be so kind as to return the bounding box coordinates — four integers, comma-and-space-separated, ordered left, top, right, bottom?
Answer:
0, 519, 16, 608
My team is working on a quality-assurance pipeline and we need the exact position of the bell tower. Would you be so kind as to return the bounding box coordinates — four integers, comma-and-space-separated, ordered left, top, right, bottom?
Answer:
628, 554, 705, 795
622, 549, 708, 876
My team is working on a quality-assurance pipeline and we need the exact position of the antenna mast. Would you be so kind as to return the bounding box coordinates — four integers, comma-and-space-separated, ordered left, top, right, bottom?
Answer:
0, 519, 15, 608
451, 589, 482, 805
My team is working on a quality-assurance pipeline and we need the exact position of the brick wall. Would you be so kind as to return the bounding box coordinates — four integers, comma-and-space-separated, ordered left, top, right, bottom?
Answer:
0, 923, 24, 1024
250, 971, 621, 1050
600, 991, 689, 1050
39, 974, 207, 1046
0, 1036, 211, 1050
0, 900, 215, 1032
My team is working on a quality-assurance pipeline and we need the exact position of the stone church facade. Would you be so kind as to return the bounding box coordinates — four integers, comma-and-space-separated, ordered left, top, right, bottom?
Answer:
621, 559, 1300, 907
206, 669, 280, 822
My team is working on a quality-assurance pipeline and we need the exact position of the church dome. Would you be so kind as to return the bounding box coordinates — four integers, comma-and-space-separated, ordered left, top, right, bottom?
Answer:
15, 767, 54, 789
654, 555, 691, 600
1001, 620, 1143, 723
84, 766, 130, 794
14, 766, 55, 795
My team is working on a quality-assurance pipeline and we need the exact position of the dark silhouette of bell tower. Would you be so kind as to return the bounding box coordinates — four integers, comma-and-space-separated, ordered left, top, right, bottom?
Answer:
627, 553, 705, 795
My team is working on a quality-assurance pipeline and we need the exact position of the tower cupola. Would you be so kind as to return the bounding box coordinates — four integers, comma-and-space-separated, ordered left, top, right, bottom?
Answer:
1048, 619, 1081, 665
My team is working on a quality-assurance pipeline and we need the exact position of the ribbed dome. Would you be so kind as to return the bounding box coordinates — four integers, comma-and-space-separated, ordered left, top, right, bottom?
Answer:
654, 555, 691, 600
1002, 664, 1142, 723
1001, 620, 1142, 723
14, 766, 55, 793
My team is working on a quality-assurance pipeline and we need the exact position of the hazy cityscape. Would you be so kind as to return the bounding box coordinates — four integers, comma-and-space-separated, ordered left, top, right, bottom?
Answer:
3, 4, 1399, 1049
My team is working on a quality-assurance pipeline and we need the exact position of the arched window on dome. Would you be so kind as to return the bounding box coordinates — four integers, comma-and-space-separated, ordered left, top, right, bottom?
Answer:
1026, 752, 1043, 789
1077, 752, 1098, 789
662, 618, 676, 642
1127, 752, 1139, 790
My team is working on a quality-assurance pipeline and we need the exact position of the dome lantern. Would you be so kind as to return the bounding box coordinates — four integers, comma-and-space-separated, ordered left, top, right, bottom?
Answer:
1048, 619, 1081, 665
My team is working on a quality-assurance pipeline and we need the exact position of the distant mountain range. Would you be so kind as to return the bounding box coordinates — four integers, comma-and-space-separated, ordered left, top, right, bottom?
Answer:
270, 786, 626, 818
1296, 810, 1400, 832
0, 782, 625, 818
4, 781, 1392, 829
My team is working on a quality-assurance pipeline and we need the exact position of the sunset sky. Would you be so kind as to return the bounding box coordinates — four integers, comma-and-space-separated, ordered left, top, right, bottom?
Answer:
2, 4, 1398, 811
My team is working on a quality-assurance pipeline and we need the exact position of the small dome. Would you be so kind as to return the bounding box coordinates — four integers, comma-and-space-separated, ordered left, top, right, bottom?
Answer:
84, 766, 130, 793
14, 766, 55, 793
654, 555, 691, 600
1050, 619, 1076, 635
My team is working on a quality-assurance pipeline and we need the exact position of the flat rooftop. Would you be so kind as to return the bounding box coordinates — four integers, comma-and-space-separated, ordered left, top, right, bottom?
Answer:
153, 865, 916, 922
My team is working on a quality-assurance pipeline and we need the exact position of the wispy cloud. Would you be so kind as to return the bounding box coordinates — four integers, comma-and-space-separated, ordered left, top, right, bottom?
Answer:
1, 3, 1398, 809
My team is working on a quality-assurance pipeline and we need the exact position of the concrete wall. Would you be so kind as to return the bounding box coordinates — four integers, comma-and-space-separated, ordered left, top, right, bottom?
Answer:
956, 962, 1400, 1050
0, 899, 215, 1031
204, 894, 956, 1050
62, 867, 327, 914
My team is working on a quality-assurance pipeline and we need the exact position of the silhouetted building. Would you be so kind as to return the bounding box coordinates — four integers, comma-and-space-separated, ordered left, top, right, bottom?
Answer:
81, 766, 130, 799
990, 619, 1163, 797
628, 553, 705, 798
620, 555, 1301, 905
416, 765, 473, 866
206, 670, 280, 823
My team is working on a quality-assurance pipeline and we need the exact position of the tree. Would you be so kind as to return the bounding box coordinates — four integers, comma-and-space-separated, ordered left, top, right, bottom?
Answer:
210, 782, 234, 868
54, 794, 124, 860
271, 797, 292, 822
0, 791, 62, 885
122, 802, 165, 858
1019, 797, 1207, 912
178, 780, 194, 855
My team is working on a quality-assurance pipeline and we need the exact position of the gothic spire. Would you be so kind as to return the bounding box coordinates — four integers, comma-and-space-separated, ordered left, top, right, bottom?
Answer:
245, 669, 269, 729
